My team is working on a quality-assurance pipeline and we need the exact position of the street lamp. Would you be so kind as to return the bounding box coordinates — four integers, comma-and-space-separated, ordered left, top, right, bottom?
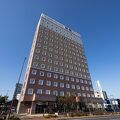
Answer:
6, 57, 26, 120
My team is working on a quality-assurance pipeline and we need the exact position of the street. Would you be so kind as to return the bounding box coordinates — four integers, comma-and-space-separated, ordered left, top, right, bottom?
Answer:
70, 115, 120, 120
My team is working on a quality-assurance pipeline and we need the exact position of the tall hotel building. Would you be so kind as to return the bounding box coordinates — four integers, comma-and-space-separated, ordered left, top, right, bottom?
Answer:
17, 14, 98, 114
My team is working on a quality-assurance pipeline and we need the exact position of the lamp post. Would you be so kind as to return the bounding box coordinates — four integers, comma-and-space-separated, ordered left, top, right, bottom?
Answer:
6, 57, 26, 120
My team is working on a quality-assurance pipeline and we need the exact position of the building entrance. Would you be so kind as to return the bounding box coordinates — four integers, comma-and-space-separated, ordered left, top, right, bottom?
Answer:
35, 103, 47, 113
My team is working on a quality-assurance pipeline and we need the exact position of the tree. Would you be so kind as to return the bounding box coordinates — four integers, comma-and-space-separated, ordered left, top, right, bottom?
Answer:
0, 95, 8, 114
56, 95, 76, 112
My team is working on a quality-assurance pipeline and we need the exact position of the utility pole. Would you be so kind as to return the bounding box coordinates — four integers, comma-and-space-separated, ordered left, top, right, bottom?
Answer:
6, 57, 26, 120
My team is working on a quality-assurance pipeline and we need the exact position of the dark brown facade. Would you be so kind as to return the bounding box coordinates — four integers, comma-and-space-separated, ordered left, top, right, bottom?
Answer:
17, 14, 96, 114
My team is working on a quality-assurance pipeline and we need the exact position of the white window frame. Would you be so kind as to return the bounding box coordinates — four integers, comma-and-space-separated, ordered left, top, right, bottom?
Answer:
38, 80, 43, 85
53, 82, 58, 87
40, 71, 44, 76
37, 89, 42, 94
60, 75, 64, 80
78, 93, 81, 96
40, 64, 45, 69
31, 69, 37, 75
53, 90, 58, 96
54, 74, 58, 79
60, 91, 64, 96
46, 90, 50, 95
30, 79, 35, 84
66, 84, 70, 88
77, 85, 80, 89
71, 85, 75, 89
66, 76, 69, 81
60, 83, 64, 88
47, 73, 52, 78
27, 88, 33, 95
46, 81, 51, 86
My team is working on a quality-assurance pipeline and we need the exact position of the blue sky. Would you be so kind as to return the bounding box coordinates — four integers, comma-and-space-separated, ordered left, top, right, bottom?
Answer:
0, 0, 120, 99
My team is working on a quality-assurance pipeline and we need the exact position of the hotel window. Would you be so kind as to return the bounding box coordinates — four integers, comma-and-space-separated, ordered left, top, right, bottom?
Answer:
47, 66, 52, 71
71, 77, 74, 82
82, 93, 86, 97
90, 87, 93, 91
46, 90, 50, 95
60, 51, 63, 55
84, 80, 87, 84
66, 84, 70, 88
60, 57, 63, 61
37, 89, 42, 94
65, 64, 68, 68
70, 71, 74, 75
79, 73, 82, 77
70, 65, 73, 69
42, 51, 46, 55
54, 55, 58, 59
42, 57, 46, 61
48, 59, 52, 63
87, 94, 90, 97
60, 83, 64, 88
30, 79, 35, 84
34, 55, 39, 60
60, 91, 64, 96
53, 82, 58, 87
60, 62, 63, 66
54, 61, 58, 65
49, 48, 53, 52
47, 73, 51, 78
37, 43, 41, 47
27, 88, 33, 95
69, 60, 73, 64
91, 94, 95, 97
77, 85, 80, 90
40, 71, 44, 76
38, 80, 43, 85
36, 49, 40, 53
54, 74, 58, 79
78, 93, 81, 96
78, 67, 81, 71
81, 86, 85, 90
65, 70, 69, 74
66, 76, 69, 81
40, 64, 45, 69
66, 92, 70, 96
76, 78, 79, 83
65, 59, 68, 62
71, 85, 75, 89
60, 75, 64, 80
49, 53, 52, 57
53, 90, 58, 96
88, 81, 92, 85
84, 75, 87, 78
32, 62, 38, 67
43, 46, 47, 49
60, 68, 64, 73
80, 79, 83, 83
74, 66, 77, 70
87, 75, 91, 79
46, 81, 51, 86
54, 67, 58, 72
75, 72, 78, 77
86, 87, 89, 91
31, 69, 37, 75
